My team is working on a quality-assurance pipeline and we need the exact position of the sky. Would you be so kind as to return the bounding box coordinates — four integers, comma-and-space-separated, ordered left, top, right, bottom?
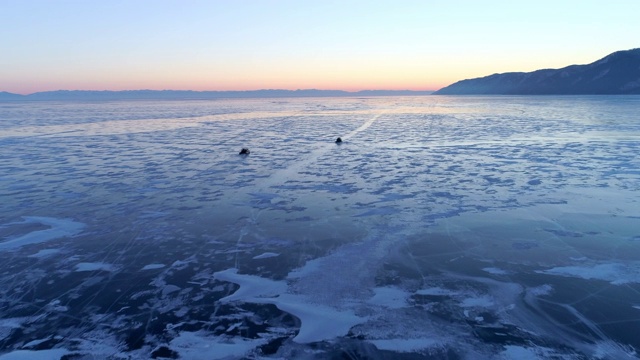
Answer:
1, 0, 639, 94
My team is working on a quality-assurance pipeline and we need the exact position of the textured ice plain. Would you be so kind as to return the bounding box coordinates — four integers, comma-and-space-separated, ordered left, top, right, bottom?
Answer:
0, 96, 639, 359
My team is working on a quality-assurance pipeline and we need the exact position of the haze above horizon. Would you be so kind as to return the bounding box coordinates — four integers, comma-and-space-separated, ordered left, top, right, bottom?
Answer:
2, 0, 639, 95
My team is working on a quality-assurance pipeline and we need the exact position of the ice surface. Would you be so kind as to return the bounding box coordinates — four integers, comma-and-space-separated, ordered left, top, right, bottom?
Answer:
1, 96, 639, 358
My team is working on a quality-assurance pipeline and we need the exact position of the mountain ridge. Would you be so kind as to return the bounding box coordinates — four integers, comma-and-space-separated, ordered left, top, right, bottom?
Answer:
434, 48, 640, 95
0, 89, 433, 101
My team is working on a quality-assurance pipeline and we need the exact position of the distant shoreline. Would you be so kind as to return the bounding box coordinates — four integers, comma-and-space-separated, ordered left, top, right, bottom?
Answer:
0, 89, 434, 101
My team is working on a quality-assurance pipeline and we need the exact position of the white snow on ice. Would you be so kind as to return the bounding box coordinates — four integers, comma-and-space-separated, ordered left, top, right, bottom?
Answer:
367, 287, 409, 309
538, 262, 640, 285
169, 331, 267, 360
27, 248, 61, 258
252, 252, 280, 259
0, 349, 69, 360
460, 295, 495, 308
214, 268, 286, 302
213, 268, 368, 343
141, 263, 166, 270
528, 284, 554, 297
369, 338, 442, 353
499, 345, 558, 359
0, 217, 84, 251
74, 262, 116, 272
483, 267, 510, 275
416, 287, 459, 296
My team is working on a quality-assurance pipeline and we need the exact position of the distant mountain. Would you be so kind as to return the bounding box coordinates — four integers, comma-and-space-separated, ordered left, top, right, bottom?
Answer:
0, 89, 432, 101
0, 91, 25, 100
434, 48, 640, 95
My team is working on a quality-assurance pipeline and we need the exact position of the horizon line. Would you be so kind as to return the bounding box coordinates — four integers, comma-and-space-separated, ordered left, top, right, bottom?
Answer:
2, 88, 438, 97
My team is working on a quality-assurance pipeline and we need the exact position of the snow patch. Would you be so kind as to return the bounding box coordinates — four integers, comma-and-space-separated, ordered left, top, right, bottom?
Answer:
214, 268, 286, 302
528, 284, 553, 297
460, 295, 494, 308
169, 331, 267, 360
162, 285, 181, 297
538, 263, 640, 285
141, 263, 166, 270
213, 268, 367, 343
367, 287, 409, 309
0, 349, 69, 360
252, 252, 280, 259
370, 338, 442, 353
254, 294, 367, 343
482, 267, 509, 275
500, 345, 555, 359
22, 336, 53, 348
0, 217, 84, 251
74, 262, 115, 272
416, 287, 459, 296
27, 248, 61, 258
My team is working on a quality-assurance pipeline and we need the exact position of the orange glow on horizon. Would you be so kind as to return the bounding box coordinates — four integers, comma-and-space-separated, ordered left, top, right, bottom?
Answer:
5, 78, 446, 95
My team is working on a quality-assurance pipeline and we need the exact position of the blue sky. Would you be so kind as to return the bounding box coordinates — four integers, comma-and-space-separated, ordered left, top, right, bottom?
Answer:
1, 0, 638, 94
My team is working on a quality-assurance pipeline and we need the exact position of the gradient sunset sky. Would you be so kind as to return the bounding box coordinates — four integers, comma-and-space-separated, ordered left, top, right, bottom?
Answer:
2, 0, 639, 94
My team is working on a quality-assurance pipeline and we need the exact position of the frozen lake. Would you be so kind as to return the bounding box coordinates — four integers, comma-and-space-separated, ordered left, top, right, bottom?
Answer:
1, 96, 639, 359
